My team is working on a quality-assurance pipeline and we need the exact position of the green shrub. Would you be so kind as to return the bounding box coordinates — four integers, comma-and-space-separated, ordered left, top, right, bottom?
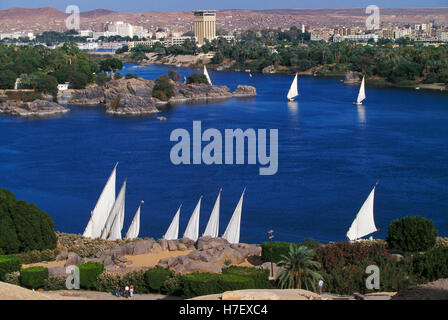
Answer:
387, 216, 438, 252
20, 267, 49, 289
222, 266, 272, 289
152, 75, 175, 101
78, 262, 104, 289
0, 188, 57, 254
96, 270, 150, 294
145, 268, 173, 292
412, 246, 448, 282
16, 248, 60, 264
4, 271, 20, 286
0, 255, 22, 281
186, 73, 209, 85
125, 73, 139, 79
261, 242, 297, 263
162, 274, 183, 296
299, 238, 322, 250
181, 273, 255, 299
43, 276, 68, 291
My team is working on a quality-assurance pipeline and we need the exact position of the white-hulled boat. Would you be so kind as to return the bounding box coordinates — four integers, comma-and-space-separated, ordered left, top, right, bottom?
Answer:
354, 76, 366, 105
346, 182, 379, 241
287, 73, 299, 101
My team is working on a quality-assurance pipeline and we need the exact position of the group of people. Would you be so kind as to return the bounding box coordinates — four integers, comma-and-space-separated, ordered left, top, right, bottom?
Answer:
115, 284, 134, 298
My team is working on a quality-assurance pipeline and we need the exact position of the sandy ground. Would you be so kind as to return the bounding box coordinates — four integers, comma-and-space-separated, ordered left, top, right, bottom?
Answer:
23, 260, 66, 268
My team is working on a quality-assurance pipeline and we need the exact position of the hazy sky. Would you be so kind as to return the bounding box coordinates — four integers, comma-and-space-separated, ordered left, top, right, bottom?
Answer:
0, 0, 446, 12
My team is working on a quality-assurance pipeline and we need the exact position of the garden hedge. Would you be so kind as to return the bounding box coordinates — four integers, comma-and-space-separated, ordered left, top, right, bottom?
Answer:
20, 267, 49, 289
144, 268, 174, 292
0, 255, 21, 281
412, 246, 448, 281
261, 241, 297, 263
387, 216, 438, 252
222, 266, 272, 289
78, 262, 104, 289
181, 273, 255, 299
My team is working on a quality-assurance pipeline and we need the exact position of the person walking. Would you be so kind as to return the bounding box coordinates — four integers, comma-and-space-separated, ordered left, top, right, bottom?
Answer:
318, 280, 324, 295
130, 285, 134, 298
115, 284, 120, 297
124, 285, 130, 298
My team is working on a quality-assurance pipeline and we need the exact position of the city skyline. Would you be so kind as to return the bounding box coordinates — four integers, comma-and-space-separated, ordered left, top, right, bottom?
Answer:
0, 0, 447, 12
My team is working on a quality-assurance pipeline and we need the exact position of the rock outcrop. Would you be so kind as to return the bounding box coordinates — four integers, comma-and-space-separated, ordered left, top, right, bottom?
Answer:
232, 85, 257, 97
156, 240, 262, 274
61, 78, 257, 116
0, 99, 69, 117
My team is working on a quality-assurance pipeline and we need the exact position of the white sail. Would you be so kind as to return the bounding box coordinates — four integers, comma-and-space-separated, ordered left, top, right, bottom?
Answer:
83, 163, 117, 238
164, 205, 181, 240
223, 189, 245, 244
203, 189, 221, 238
204, 65, 212, 85
101, 180, 126, 240
183, 197, 202, 241
346, 185, 378, 241
125, 201, 143, 240
357, 76, 366, 105
287, 73, 298, 101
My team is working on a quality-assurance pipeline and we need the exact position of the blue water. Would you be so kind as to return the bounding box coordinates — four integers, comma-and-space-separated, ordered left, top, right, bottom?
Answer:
1, 63, 447, 244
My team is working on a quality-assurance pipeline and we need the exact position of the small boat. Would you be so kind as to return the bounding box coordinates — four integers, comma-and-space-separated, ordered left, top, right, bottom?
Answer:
203, 65, 212, 85
346, 182, 379, 241
287, 73, 299, 101
354, 76, 366, 105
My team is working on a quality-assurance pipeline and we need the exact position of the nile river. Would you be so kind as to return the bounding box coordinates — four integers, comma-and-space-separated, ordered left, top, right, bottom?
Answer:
0, 63, 447, 244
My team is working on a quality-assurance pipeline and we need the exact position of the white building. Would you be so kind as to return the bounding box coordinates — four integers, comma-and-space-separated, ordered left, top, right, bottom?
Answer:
347, 34, 378, 42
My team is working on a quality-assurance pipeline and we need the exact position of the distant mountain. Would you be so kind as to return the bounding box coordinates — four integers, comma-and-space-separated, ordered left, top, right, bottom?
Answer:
81, 9, 116, 18
0, 6, 447, 34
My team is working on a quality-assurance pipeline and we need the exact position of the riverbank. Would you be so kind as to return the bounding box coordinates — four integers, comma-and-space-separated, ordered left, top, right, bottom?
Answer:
131, 54, 448, 93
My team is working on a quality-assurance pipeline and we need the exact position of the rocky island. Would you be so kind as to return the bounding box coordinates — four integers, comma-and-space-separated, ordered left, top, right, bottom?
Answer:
0, 99, 69, 118
59, 78, 257, 116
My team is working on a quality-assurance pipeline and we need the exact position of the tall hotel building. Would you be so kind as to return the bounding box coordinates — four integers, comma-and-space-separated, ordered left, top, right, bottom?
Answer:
193, 10, 217, 45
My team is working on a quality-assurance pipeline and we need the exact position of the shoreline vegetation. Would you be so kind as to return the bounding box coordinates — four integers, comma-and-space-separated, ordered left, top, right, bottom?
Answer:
117, 27, 448, 92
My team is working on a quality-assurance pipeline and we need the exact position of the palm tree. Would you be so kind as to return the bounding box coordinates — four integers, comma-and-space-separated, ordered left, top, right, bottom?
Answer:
276, 245, 322, 292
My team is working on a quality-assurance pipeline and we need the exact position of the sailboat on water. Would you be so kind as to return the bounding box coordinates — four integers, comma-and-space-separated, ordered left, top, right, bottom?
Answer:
203, 65, 212, 85
83, 163, 118, 239
203, 189, 222, 238
125, 200, 143, 240
164, 205, 181, 240
222, 189, 245, 244
183, 197, 202, 241
354, 76, 366, 105
287, 73, 299, 101
346, 182, 379, 241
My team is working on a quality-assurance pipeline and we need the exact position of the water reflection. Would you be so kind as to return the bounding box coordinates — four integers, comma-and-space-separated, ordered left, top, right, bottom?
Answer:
357, 105, 366, 126
287, 101, 299, 117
